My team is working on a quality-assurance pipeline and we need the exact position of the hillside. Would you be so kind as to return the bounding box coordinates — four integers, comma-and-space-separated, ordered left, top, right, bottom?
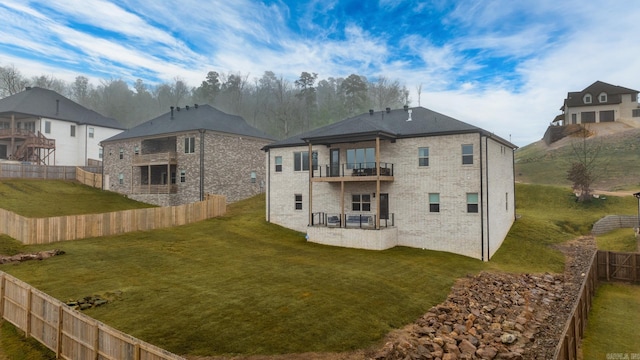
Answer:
515, 122, 640, 191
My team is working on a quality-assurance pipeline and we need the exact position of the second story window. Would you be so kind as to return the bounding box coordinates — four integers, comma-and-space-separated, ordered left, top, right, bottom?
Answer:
70, 125, 76, 137
275, 156, 282, 172
119, 148, 124, 159
429, 193, 440, 212
467, 193, 479, 213
99, 148, 103, 159
134, 145, 139, 155
462, 144, 473, 165
295, 194, 303, 210
185, 137, 195, 153
180, 170, 186, 183
599, 92, 607, 103
44, 121, 51, 134
584, 94, 592, 104
88, 127, 94, 138
346, 147, 375, 169
294, 151, 317, 171
418, 147, 429, 167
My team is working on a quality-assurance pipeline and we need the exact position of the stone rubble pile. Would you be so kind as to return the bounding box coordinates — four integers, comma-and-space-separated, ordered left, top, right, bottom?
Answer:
0, 249, 65, 264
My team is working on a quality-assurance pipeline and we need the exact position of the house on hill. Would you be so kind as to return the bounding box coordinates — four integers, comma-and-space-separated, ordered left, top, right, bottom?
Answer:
0, 87, 124, 165
263, 106, 517, 261
554, 80, 640, 126
101, 104, 273, 207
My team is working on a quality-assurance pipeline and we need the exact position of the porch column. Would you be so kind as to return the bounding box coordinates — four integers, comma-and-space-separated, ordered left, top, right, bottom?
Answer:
10, 114, 15, 158
147, 165, 151, 193
340, 181, 345, 228
308, 142, 313, 226
375, 136, 381, 230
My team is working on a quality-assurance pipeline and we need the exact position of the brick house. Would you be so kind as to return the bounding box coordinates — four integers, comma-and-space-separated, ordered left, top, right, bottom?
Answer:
263, 106, 517, 261
102, 104, 273, 206
555, 81, 640, 126
0, 87, 124, 165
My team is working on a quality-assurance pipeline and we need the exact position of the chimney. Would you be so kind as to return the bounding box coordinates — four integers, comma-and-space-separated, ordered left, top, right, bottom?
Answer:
369, 109, 374, 116
170, 106, 174, 119
25, 86, 32, 91
194, 103, 199, 109
176, 106, 181, 111
56, 99, 59, 115
386, 107, 391, 113
404, 105, 409, 111
186, 105, 190, 111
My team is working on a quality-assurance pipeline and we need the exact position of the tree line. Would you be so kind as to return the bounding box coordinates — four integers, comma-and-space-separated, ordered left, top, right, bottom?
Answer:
0, 64, 411, 139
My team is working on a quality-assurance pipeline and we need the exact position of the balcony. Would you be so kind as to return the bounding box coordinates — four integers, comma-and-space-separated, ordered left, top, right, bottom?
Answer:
312, 162, 394, 182
307, 213, 398, 250
132, 152, 178, 166
311, 212, 395, 228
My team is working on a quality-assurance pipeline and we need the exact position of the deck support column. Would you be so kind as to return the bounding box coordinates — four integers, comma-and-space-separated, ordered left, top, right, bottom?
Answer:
375, 136, 381, 230
308, 142, 313, 226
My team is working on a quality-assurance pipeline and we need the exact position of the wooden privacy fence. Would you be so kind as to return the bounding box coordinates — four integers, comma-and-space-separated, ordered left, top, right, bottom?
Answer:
0, 271, 185, 360
0, 195, 226, 244
0, 163, 101, 180
76, 167, 103, 189
554, 250, 639, 359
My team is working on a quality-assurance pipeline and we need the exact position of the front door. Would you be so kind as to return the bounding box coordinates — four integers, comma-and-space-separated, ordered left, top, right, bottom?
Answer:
380, 193, 389, 220
330, 148, 340, 177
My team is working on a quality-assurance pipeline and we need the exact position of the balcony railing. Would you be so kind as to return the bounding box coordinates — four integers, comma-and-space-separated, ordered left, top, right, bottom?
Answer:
132, 152, 178, 165
313, 162, 394, 178
132, 184, 178, 194
311, 212, 395, 228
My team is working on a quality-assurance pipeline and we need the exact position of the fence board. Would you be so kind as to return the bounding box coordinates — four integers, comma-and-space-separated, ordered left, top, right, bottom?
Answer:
596, 251, 640, 283
1, 271, 185, 360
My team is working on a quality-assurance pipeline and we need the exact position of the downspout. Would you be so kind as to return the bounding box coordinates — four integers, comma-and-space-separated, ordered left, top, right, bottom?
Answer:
485, 136, 490, 261
479, 133, 485, 261
85, 126, 88, 166
267, 149, 271, 222
100, 143, 104, 190
199, 129, 205, 201
512, 148, 517, 222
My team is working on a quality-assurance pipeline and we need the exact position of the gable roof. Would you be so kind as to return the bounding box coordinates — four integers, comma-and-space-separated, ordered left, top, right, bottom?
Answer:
264, 106, 515, 150
0, 87, 124, 129
103, 104, 274, 142
564, 80, 639, 108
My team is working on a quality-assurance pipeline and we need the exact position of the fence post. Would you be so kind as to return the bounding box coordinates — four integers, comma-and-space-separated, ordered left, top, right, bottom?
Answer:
94, 321, 99, 360
0, 272, 5, 319
25, 288, 32, 338
606, 251, 610, 281
57, 305, 63, 358
633, 253, 638, 283
135, 342, 141, 360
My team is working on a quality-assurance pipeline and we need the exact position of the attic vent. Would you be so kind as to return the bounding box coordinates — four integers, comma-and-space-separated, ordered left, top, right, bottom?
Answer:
194, 103, 199, 108
186, 105, 190, 111
404, 105, 408, 111
386, 107, 391, 113
176, 106, 181, 111
407, 109, 412, 122
369, 109, 374, 116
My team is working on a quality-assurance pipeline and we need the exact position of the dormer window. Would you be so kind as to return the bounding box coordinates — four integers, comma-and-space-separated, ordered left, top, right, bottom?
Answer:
598, 92, 607, 103
583, 94, 592, 104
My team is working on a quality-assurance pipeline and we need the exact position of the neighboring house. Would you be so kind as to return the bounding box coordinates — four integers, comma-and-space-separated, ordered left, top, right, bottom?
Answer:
263, 106, 517, 261
0, 87, 124, 165
556, 80, 640, 126
102, 104, 273, 207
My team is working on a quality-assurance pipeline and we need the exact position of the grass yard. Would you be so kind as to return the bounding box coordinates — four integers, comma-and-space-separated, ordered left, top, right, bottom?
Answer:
595, 228, 639, 252
580, 283, 640, 359
0, 179, 154, 217
0, 181, 637, 357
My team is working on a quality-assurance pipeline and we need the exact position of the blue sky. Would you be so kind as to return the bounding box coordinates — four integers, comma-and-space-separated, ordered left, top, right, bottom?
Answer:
0, 0, 639, 146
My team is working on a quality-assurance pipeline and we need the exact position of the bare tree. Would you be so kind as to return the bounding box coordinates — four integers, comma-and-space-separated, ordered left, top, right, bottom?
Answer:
0, 64, 29, 96
31, 75, 67, 94
566, 125, 604, 202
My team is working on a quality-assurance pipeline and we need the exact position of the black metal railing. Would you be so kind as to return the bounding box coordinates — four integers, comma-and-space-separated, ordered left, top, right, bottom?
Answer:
313, 162, 394, 178
311, 212, 395, 228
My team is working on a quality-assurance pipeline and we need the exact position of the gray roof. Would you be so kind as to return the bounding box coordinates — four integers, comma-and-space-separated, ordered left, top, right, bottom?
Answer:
564, 80, 639, 108
103, 104, 274, 142
0, 87, 124, 129
264, 106, 515, 150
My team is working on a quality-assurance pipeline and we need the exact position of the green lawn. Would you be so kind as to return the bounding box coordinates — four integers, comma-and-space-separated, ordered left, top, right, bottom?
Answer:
0, 181, 637, 357
581, 283, 640, 359
0, 179, 154, 217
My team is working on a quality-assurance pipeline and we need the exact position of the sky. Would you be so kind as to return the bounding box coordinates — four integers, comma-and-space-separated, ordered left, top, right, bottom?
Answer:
0, 0, 639, 146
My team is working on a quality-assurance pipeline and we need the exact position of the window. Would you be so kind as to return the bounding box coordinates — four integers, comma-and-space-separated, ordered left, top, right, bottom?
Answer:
180, 170, 186, 183
70, 125, 76, 137
295, 194, 303, 210
293, 151, 317, 171
44, 121, 51, 134
583, 94, 592, 104
118, 173, 124, 185
99, 148, 103, 159
632, 109, 640, 117
134, 145, 139, 155
352, 194, 371, 212
185, 137, 195, 153
275, 156, 282, 172
462, 144, 473, 165
250, 171, 256, 183
467, 193, 479, 213
171, 172, 176, 184
429, 193, 440, 212
88, 127, 94, 138
346, 147, 375, 169
119, 148, 124, 159
571, 114, 577, 124
598, 92, 607, 103
419, 147, 429, 167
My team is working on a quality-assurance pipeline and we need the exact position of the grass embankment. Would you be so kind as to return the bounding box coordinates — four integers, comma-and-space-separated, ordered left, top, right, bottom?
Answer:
0, 181, 637, 357
0, 179, 154, 217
